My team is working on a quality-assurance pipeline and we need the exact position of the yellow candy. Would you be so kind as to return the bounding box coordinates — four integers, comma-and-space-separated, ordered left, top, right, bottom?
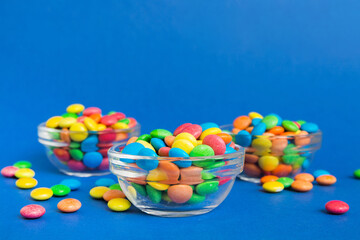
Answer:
200, 127, 222, 140
111, 122, 129, 129
16, 177, 38, 189
295, 130, 302, 134
69, 123, 88, 142
258, 155, 279, 171
197, 140, 203, 145
66, 103, 85, 113
174, 133, 197, 147
146, 168, 167, 181
84, 117, 98, 131
97, 124, 107, 131
15, 168, 35, 178
249, 112, 263, 119
31, 187, 53, 200
45, 116, 63, 128
263, 181, 284, 193
172, 139, 195, 154
58, 117, 77, 128
127, 186, 137, 199
252, 138, 272, 150
89, 186, 109, 199
148, 182, 169, 191
136, 140, 156, 152
107, 198, 131, 212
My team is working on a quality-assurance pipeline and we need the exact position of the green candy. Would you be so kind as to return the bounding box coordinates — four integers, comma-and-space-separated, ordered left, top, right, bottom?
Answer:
69, 142, 81, 149
50, 132, 60, 140
137, 134, 152, 142
146, 185, 162, 203
262, 115, 278, 130
190, 145, 215, 167
283, 144, 298, 155
196, 180, 219, 196
69, 149, 83, 161
276, 177, 294, 188
131, 183, 147, 196
354, 169, 360, 179
161, 192, 172, 202
109, 183, 122, 191
282, 154, 299, 165
62, 112, 78, 119
205, 161, 225, 170
108, 111, 117, 115
187, 193, 206, 204
51, 184, 71, 196
282, 120, 299, 132
201, 171, 216, 180
118, 118, 130, 125
13, 161, 32, 169
297, 120, 307, 126
150, 129, 172, 140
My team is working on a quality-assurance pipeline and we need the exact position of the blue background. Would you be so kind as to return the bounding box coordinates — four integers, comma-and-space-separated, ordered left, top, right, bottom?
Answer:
1, 0, 360, 239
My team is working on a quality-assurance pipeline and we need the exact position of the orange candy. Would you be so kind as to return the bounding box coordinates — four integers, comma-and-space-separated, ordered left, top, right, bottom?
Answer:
232, 128, 240, 134
271, 138, 288, 156
291, 180, 313, 192
233, 116, 252, 130
245, 154, 259, 164
90, 113, 101, 123
167, 185, 193, 203
164, 135, 175, 147
158, 161, 180, 185
268, 126, 285, 135
103, 190, 126, 201
245, 126, 254, 133
260, 175, 279, 184
57, 198, 82, 213
60, 128, 71, 143
179, 166, 204, 185
271, 164, 293, 177
294, 173, 315, 182
126, 136, 138, 145
294, 131, 311, 146
216, 133, 233, 145
316, 175, 337, 186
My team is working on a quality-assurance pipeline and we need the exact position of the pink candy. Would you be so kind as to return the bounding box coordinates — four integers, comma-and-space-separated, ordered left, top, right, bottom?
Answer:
181, 124, 202, 139
202, 135, 226, 155
68, 160, 86, 171
1, 166, 19, 177
173, 123, 192, 136
20, 204, 46, 219
83, 107, 102, 116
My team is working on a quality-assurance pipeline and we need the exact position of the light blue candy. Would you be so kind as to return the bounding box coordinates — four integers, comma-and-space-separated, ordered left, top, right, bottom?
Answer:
251, 118, 262, 126
81, 135, 99, 152
137, 148, 158, 171
121, 142, 145, 163
225, 146, 236, 154
268, 113, 283, 126
169, 148, 191, 168
313, 169, 330, 178
83, 152, 103, 168
200, 122, 219, 131
235, 130, 252, 147
60, 179, 81, 190
301, 122, 319, 133
150, 138, 166, 151
251, 122, 266, 136
95, 178, 116, 187
302, 159, 310, 169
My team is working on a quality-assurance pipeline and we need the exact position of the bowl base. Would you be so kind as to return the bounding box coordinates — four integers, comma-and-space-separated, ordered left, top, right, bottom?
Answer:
59, 169, 111, 177
238, 175, 260, 183
139, 208, 214, 217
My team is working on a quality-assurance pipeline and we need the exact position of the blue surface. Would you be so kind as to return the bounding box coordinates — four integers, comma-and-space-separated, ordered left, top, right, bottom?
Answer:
1, 0, 360, 239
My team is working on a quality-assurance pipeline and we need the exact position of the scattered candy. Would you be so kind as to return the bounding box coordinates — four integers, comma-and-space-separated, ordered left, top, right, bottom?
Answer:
262, 181, 284, 193
57, 198, 82, 213
16, 177, 38, 189
95, 178, 116, 187
107, 198, 131, 211
103, 189, 126, 201
1, 166, 19, 177
31, 187, 53, 200
313, 169, 330, 178
325, 200, 349, 215
90, 186, 109, 199
20, 204, 46, 219
276, 177, 294, 188
260, 175, 279, 184
316, 175, 337, 186
60, 179, 81, 190
14, 168, 35, 178
109, 183, 122, 191
51, 184, 71, 197
13, 161, 32, 169
291, 180, 313, 192
294, 173, 314, 182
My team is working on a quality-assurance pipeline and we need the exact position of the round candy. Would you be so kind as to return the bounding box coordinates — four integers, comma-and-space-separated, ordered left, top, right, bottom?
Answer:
109, 183, 122, 191
83, 107, 101, 116
325, 200, 349, 215
172, 139, 195, 154
146, 185, 162, 203
316, 175, 337, 186
195, 181, 219, 195
301, 122, 319, 133
260, 175, 278, 184
31, 187, 53, 200
174, 132, 197, 147
51, 184, 71, 197
69, 149, 84, 161
167, 185, 193, 203
261, 115, 278, 130
20, 204, 46, 219
16, 177, 38, 189
148, 182, 170, 191
199, 127, 222, 140
251, 122, 267, 136
57, 198, 82, 213
60, 179, 81, 190
121, 142, 145, 163
67, 104, 84, 113
263, 181, 284, 193
181, 124, 202, 139
258, 156, 279, 171
103, 190, 126, 201
233, 116, 252, 130
150, 129, 172, 140
150, 138, 166, 151
90, 186, 109, 199
59, 117, 77, 128
200, 122, 219, 131
1, 166, 19, 177
354, 169, 360, 179
14, 161, 32, 169
282, 120, 299, 132
313, 170, 330, 178
173, 123, 193, 136
294, 173, 314, 182
68, 160, 86, 171
202, 134, 226, 155
62, 112, 78, 119
14, 168, 35, 178
84, 117, 98, 131
83, 152, 103, 168
249, 112, 263, 119
53, 148, 70, 161
46, 116, 63, 128
95, 178, 116, 187
169, 148, 191, 168
69, 123, 88, 142
190, 145, 215, 157
137, 148, 158, 171
235, 130, 252, 147
276, 177, 294, 188
107, 198, 131, 211
137, 134, 152, 142
291, 180, 313, 192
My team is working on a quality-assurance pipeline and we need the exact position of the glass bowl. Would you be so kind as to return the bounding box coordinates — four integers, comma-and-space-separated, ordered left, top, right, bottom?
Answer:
108, 144, 244, 217
221, 124, 322, 183
38, 122, 141, 177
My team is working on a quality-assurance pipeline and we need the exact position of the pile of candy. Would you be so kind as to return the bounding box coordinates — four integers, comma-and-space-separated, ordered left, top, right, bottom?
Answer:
232, 112, 321, 179
114, 122, 241, 206
41, 104, 139, 172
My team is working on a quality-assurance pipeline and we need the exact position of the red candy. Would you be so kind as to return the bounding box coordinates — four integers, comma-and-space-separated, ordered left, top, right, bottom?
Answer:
68, 160, 86, 171
98, 128, 117, 143
325, 200, 349, 215
1, 166, 19, 177
110, 112, 126, 120
100, 115, 118, 126
127, 117, 137, 128
158, 147, 171, 156
53, 148, 70, 162
98, 158, 109, 170
76, 116, 86, 123
98, 148, 109, 157
20, 204, 46, 219
181, 124, 202, 139
83, 107, 102, 116
173, 123, 192, 136
203, 134, 226, 155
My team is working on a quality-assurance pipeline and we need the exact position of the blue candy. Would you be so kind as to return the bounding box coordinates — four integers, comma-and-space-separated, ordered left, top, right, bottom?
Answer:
235, 130, 252, 147
251, 118, 262, 126
81, 135, 99, 152
150, 138, 166, 151
268, 113, 283, 126
60, 179, 81, 190
313, 169, 330, 178
83, 152, 103, 168
169, 148, 191, 168
137, 148, 158, 171
251, 122, 266, 136
95, 177, 116, 187
121, 142, 145, 163
225, 146, 236, 154
301, 122, 319, 133
302, 159, 310, 169
200, 122, 219, 131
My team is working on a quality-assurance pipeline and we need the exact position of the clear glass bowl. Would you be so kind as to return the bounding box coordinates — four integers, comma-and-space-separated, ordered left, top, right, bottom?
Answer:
221, 124, 322, 183
108, 144, 244, 217
38, 122, 141, 177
